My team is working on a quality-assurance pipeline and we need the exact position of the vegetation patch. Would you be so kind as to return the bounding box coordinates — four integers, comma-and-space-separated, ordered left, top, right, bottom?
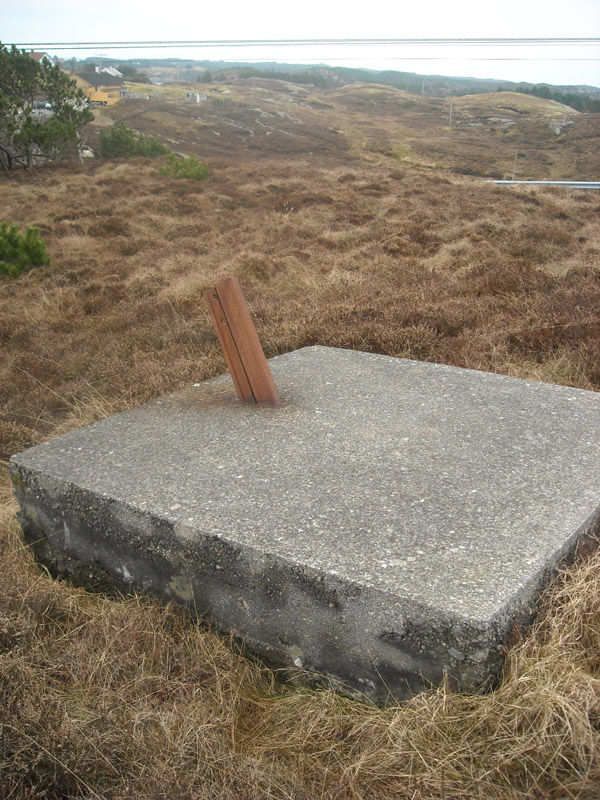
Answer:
158, 151, 209, 180
98, 122, 168, 159
0, 222, 49, 276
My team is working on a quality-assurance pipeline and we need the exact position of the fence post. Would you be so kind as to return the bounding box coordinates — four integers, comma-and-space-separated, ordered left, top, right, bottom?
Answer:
203, 276, 281, 406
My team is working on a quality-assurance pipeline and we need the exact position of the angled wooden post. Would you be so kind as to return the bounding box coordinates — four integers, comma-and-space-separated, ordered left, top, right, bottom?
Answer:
203, 276, 281, 406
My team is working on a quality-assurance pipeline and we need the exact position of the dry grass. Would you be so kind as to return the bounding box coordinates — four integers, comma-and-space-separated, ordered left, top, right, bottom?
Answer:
1, 86, 600, 797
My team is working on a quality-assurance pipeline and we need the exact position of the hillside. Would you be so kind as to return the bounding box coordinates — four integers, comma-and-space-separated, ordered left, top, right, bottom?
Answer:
91, 79, 600, 181
1, 77, 600, 799
121, 58, 600, 101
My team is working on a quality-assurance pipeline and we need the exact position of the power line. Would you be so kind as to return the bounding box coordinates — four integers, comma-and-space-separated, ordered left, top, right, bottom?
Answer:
8, 37, 600, 51
13, 51, 598, 61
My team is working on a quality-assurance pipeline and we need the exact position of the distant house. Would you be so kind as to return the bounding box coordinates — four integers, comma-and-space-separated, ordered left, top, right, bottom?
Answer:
27, 50, 52, 64
74, 70, 127, 106
100, 66, 123, 78
28, 51, 46, 63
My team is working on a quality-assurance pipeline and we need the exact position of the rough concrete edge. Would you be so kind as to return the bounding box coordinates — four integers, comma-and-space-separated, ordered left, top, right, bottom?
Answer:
10, 458, 508, 702
489, 505, 600, 651
8, 455, 501, 627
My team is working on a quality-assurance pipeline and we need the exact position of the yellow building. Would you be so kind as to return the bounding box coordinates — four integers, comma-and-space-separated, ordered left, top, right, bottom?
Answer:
73, 71, 126, 106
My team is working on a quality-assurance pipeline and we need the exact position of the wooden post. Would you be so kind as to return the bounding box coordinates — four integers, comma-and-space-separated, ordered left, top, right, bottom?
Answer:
203, 276, 281, 406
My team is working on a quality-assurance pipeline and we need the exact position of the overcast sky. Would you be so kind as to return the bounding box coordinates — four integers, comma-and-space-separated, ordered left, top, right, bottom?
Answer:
3, 0, 600, 86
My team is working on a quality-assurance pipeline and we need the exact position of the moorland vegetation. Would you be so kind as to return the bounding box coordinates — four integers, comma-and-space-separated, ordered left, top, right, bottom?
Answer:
1, 72, 600, 798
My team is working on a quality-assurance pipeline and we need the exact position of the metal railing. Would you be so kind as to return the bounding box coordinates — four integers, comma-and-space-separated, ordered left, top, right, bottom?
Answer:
491, 181, 600, 190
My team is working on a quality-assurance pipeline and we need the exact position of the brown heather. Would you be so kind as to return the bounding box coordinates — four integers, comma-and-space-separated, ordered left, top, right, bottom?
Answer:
1, 83, 600, 798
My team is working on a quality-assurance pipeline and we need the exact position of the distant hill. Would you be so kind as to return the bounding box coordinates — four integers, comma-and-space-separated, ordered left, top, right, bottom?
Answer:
75, 57, 600, 107
86, 73, 599, 181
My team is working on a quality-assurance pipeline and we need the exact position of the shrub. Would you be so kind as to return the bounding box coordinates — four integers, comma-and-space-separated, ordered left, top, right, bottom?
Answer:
158, 151, 209, 180
98, 123, 167, 159
0, 223, 49, 276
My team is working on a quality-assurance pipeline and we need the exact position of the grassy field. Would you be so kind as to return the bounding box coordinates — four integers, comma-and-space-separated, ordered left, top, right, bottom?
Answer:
1, 80, 600, 798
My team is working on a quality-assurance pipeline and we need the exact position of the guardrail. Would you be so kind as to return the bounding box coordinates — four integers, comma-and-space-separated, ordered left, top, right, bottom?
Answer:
491, 181, 600, 190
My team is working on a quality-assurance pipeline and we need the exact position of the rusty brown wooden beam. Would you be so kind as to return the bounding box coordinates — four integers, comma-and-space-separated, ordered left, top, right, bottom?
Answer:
203, 276, 281, 406
203, 286, 254, 403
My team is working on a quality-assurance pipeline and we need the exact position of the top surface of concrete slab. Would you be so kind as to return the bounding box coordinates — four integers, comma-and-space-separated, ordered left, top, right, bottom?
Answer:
13, 346, 600, 625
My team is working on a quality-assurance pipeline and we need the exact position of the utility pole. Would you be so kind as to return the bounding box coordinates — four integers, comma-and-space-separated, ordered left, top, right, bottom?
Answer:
421, 78, 425, 96
449, 98, 453, 127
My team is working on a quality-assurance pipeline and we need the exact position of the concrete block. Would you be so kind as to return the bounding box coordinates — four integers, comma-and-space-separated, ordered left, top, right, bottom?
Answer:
10, 346, 600, 702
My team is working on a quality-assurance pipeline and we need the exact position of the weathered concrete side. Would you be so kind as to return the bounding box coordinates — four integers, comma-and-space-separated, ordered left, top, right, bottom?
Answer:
10, 347, 600, 702
13, 467, 510, 699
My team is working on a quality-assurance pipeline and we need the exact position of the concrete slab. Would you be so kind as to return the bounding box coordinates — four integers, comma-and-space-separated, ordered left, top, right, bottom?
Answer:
10, 346, 600, 702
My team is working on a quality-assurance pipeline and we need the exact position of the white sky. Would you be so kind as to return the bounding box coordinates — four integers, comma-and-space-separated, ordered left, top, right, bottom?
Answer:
3, 0, 600, 86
